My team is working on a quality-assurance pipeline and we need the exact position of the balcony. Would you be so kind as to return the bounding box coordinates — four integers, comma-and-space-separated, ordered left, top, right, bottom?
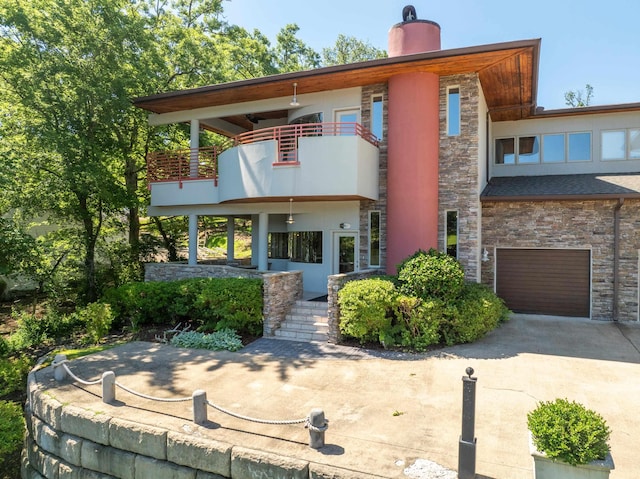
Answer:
148, 123, 379, 207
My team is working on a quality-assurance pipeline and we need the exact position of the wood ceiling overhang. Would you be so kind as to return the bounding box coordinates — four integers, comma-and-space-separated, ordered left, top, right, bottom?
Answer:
134, 39, 541, 122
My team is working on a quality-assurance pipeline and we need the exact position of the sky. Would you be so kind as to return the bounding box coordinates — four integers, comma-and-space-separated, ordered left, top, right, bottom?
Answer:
222, 0, 640, 110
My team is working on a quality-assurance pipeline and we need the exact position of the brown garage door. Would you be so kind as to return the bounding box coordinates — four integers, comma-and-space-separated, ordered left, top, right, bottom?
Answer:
496, 248, 590, 317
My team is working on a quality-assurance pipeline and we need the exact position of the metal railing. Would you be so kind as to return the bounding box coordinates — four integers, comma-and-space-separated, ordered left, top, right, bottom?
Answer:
234, 122, 379, 163
146, 145, 221, 187
146, 122, 379, 184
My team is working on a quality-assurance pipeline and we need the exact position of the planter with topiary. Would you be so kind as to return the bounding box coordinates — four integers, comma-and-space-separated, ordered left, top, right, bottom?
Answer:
527, 398, 614, 479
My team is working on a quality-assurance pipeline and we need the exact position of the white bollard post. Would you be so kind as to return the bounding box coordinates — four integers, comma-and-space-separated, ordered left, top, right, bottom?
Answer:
193, 390, 207, 425
102, 371, 116, 404
53, 354, 68, 381
308, 408, 327, 449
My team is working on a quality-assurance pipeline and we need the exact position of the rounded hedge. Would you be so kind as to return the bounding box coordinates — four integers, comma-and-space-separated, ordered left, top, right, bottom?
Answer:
528, 398, 610, 466
397, 249, 465, 302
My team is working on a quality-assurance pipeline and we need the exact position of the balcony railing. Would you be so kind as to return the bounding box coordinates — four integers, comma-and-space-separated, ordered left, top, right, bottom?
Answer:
233, 122, 379, 163
147, 146, 221, 187
147, 123, 379, 185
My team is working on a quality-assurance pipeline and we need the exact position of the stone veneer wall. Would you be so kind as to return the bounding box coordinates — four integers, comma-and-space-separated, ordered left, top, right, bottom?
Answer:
438, 74, 481, 281
359, 84, 388, 272
326, 269, 384, 343
481, 199, 640, 321
143, 263, 303, 337
22, 370, 376, 479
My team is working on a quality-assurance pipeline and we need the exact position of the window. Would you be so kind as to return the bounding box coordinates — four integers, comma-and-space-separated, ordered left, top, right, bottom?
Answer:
568, 132, 591, 161
268, 233, 289, 259
446, 210, 458, 258
543, 134, 565, 163
602, 129, 640, 160
497, 132, 592, 165
371, 95, 383, 140
518, 136, 540, 163
447, 87, 461, 136
290, 231, 323, 263
495, 138, 515, 164
369, 211, 380, 267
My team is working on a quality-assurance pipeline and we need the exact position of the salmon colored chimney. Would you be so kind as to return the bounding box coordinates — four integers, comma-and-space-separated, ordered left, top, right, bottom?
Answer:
386, 6, 441, 273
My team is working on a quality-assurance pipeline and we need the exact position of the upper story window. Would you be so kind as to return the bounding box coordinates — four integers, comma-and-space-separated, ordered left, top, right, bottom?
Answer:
371, 95, 384, 140
602, 128, 640, 160
447, 87, 461, 136
495, 132, 591, 165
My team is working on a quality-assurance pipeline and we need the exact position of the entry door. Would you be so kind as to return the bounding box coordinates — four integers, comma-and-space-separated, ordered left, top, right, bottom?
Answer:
333, 233, 357, 274
334, 108, 360, 135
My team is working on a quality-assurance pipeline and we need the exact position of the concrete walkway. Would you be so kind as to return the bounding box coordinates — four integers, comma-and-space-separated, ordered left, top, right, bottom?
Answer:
36, 315, 640, 478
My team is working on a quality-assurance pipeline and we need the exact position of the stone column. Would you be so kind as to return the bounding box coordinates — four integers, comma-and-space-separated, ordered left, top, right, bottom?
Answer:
257, 212, 269, 271
188, 215, 198, 265
226, 217, 235, 263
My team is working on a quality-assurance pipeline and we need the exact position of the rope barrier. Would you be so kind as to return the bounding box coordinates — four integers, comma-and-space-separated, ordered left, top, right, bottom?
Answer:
205, 399, 307, 425
51, 354, 328, 437
114, 381, 191, 403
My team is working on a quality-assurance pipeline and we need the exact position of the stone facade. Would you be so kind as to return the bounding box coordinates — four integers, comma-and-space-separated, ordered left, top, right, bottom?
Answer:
359, 84, 388, 271
438, 74, 482, 281
143, 263, 303, 337
481, 199, 640, 321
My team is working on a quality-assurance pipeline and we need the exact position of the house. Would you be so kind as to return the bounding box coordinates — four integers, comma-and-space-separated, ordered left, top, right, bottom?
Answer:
134, 8, 640, 321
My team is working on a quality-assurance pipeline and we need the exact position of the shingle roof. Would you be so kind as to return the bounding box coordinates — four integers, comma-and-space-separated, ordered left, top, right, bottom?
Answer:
480, 173, 640, 201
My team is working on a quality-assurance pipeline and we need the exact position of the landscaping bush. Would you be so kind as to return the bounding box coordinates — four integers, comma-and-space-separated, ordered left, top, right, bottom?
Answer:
7, 307, 83, 351
170, 329, 243, 352
440, 282, 510, 346
0, 355, 33, 399
338, 277, 397, 344
0, 400, 25, 468
103, 278, 264, 336
528, 398, 610, 466
397, 249, 465, 302
75, 302, 115, 344
394, 295, 444, 351
194, 278, 263, 335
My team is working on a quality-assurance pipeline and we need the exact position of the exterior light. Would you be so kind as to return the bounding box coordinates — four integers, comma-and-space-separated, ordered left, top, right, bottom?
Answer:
286, 198, 295, 224
290, 82, 300, 107
481, 248, 489, 262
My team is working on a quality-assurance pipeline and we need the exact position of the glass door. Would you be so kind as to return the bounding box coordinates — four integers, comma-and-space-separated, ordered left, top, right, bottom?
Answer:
333, 232, 357, 274
334, 108, 360, 136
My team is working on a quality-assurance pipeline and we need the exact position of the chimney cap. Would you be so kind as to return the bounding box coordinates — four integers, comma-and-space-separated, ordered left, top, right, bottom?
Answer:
402, 5, 417, 22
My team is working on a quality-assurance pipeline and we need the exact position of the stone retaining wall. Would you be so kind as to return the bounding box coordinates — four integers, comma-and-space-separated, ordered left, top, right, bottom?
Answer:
143, 263, 303, 338
22, 370, 377, 479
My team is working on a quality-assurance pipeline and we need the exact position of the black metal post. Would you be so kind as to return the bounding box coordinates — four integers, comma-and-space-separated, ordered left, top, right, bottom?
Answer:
458, 367, 477, 479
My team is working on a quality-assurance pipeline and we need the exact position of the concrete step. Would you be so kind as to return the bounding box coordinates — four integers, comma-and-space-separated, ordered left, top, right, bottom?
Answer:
273, 299, 330, 343
273, 329, 328, 342
278, 320, 329, 333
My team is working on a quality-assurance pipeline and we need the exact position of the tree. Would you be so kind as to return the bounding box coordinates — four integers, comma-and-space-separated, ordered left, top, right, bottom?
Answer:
322, 34, 386, 66
565, 84, 594, 107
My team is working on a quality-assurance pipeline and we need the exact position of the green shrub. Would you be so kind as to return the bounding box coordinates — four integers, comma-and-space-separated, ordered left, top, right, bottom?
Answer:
528, 398, 610, 466
7, 307, 83, 351
74, 303, 115, 344
170, 329, 243, 352
194, 278, 263, 335
0, 400, 25, 464
397, 249, 465, 302
338, 278, 397, 344
0, 277, 7, 299
440, 283, 510, 346
394, 295, 443, 352
103, 278, 263, 336
0, 355, 33, 398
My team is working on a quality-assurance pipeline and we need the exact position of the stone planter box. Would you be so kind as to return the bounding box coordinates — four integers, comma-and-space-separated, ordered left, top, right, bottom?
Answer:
529, 432, 614, 479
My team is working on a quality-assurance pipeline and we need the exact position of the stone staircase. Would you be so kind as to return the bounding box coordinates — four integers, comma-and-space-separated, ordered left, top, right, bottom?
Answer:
273, 300, 329, 342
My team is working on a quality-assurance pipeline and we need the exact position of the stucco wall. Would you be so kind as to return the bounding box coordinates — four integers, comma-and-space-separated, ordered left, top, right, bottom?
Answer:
481, 199, 640, 321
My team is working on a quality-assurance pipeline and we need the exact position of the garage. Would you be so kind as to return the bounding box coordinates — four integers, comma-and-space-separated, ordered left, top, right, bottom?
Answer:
495, 248, 591, 317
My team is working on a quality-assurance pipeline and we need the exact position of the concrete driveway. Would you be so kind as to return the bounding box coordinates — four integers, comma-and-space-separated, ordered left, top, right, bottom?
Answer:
36, 314, 640, 478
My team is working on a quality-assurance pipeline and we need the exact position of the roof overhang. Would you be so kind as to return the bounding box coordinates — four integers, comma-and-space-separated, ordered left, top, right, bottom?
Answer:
134, 39, 541, 123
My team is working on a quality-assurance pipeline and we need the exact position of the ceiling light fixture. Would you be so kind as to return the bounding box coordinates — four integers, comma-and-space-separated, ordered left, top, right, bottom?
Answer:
289, 82, 300, 107
286, 198, 295, 224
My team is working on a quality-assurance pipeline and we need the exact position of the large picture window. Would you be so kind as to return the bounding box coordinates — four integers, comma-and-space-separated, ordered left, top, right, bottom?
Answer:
290, 231, 323, 263
268, 233, 289, 259
602, 128, 640, 160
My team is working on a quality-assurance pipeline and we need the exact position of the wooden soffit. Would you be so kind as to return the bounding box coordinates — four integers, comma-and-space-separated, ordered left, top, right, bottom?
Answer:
134, 39, 541, 122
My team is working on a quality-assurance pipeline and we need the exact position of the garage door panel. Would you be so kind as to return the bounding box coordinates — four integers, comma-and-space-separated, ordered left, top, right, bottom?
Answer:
496, 249, 590, 317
